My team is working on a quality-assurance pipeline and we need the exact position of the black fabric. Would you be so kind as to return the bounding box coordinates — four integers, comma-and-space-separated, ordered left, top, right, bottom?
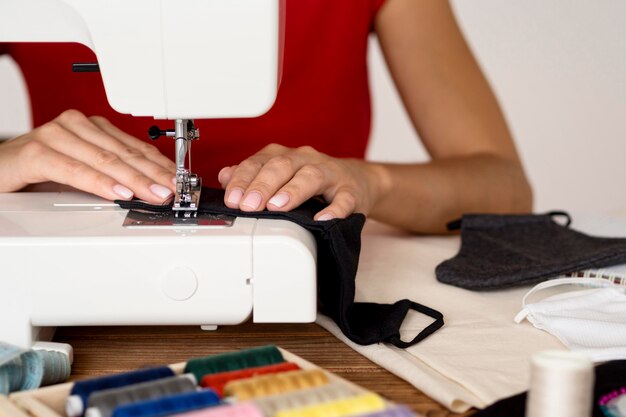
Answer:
436, 212, 626, 290
116, 187, 444, 348
474, 360, 626, 417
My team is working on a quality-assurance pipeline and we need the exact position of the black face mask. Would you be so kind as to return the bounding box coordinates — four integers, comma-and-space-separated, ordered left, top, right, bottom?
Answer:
436, 212, 626, 291
117, 187, 444, 348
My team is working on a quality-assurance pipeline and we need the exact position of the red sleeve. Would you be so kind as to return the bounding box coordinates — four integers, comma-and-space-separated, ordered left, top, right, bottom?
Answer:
371, 0, 387, 16
0, 43, 11, 56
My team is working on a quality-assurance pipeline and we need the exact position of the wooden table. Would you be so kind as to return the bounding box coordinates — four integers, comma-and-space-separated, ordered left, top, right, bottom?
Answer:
52, 323, 475, 417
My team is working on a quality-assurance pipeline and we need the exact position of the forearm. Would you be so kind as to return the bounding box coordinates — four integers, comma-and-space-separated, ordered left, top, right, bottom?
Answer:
365, 154, 533, 234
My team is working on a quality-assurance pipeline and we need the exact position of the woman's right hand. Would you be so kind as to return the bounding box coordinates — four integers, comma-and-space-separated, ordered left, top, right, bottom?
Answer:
0, 110, 176, 203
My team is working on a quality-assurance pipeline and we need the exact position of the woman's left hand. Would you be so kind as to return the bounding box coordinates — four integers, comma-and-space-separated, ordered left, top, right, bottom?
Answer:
217, 144, 387, 220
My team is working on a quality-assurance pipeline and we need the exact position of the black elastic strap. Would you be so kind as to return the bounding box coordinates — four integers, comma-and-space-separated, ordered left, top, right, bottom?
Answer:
548, 211, 572, 227
446, 218, 462, 231
387, 301, 445, 349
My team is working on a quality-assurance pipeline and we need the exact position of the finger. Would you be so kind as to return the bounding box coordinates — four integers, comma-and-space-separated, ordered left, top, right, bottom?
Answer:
239, 154, 312, 212
315, 187, 358, 220
223, 144, 299, 208
266, 164, 328, 212
54, 112, 176, 192
223, 155, 273, 208
88, 114, 177, 172
217, 165, 236, 188
24, 142, 136, 201
72, 115, 176, 190
35, 122, 173, 203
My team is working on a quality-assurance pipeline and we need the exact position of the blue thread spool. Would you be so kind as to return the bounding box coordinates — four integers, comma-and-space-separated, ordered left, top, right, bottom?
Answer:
67, 366, 175, 417
83, 374, 195, 417
111, 389, 220, 417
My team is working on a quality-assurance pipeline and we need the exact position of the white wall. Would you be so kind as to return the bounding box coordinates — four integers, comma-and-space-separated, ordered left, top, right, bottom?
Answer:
368, 0, 626, 214
2, 0, 626, 213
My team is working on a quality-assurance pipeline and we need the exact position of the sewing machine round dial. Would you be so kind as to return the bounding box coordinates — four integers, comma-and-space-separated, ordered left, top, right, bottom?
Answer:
161, 266, 198, 301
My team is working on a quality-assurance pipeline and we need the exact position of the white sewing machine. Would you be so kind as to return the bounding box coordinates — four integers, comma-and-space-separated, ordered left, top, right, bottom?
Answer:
0, 0, 317, 348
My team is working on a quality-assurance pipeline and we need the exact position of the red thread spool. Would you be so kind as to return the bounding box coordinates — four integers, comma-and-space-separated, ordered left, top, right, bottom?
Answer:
200, 362, 300, 396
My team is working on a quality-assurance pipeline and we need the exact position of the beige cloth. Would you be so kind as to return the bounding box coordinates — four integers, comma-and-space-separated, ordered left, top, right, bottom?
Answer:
317, 215, 626, 412
316, 220, 566, 413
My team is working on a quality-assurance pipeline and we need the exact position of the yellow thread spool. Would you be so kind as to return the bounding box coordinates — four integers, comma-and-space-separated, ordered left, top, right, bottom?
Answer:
223, 370, 328, 401
274, 393, 385, 417
254, 382, 359, 417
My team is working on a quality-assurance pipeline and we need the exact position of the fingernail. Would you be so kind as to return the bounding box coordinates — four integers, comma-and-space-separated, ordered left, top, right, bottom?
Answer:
113, 184, 133, 200
268, 192, 290, 208
227, 188, 244, 205
150, 184, 173, 199
317, 213, 335, 221
241, 192, 262, 210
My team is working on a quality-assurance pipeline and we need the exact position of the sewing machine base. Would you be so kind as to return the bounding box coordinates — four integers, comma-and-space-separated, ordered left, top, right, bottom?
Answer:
0, 192, 317, 348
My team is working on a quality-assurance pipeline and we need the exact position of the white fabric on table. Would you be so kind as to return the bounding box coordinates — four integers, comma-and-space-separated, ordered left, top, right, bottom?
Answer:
316, 215, 626, 413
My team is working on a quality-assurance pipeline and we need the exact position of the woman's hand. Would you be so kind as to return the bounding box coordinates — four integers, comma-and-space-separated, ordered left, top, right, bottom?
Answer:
218, 144, 389, 220
0, 110, 176, 203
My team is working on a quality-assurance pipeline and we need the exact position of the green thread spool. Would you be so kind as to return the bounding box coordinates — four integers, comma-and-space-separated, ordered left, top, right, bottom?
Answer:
184, 345, 284, 382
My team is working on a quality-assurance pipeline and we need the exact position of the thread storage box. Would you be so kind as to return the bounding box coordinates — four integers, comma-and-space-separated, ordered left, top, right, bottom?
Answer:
2, 346, 414, 417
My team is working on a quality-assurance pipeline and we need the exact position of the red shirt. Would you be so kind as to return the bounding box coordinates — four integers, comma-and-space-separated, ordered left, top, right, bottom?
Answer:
1, 0, 385, 187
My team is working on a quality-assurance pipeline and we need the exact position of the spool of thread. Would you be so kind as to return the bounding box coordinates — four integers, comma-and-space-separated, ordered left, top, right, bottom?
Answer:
37, 350, 71, 387
171, 403, 264, 417
599, 387, 626, 417
274, 392, 386, 417
32, 342, 74, 365
526, 350, 594, 417
67, 366, 175, 417
85, 374, 197, 417
111, 389, 221, 417
200, 363, 300, 396
0, 341, 72, 394
357, 405, 417, 417
185, 346, 284, 382
253, 382, 359, 417
610, 395, 626, 417
223, 370, 329, 401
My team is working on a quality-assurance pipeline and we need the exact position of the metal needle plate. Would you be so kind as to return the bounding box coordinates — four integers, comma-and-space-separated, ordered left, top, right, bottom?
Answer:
123, 210, 234, 228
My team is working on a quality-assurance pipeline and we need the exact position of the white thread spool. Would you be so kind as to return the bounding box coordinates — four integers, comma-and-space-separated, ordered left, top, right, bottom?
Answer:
526, 350, 594, 417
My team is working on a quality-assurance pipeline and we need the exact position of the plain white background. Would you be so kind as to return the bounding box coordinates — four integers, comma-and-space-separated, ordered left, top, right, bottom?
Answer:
1, 1, 625, 213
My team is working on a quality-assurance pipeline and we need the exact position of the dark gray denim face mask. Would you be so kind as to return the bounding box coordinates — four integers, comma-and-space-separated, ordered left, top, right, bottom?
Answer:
436, 212, 626, 291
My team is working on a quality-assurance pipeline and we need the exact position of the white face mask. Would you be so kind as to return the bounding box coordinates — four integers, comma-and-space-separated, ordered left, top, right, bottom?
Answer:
514, 277, 626, 362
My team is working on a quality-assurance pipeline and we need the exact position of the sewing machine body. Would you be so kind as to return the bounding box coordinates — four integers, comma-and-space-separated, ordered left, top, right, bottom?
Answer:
0, 0, 317, 348
0, 0, 283, 119
0, 192, 317, 348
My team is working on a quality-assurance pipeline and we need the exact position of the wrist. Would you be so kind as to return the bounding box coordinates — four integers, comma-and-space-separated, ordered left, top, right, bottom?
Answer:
355, 160, 393, 215
0, 138, 29, 192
